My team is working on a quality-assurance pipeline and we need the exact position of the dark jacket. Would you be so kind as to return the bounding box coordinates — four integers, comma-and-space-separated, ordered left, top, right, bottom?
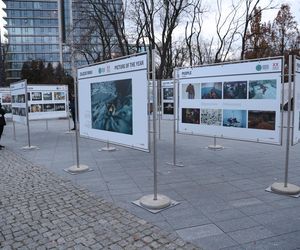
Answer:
0, 105, 6, 126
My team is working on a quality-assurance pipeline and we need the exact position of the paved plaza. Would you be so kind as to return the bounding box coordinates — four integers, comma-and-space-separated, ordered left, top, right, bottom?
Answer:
1, 117, 300, 249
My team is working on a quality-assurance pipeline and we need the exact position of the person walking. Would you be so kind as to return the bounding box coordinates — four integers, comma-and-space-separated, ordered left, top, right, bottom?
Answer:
69, 95, 76, 130
0, 103, 6, 149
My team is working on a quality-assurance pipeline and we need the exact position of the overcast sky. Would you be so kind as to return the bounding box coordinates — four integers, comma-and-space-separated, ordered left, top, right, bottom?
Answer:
0, 0, 299, 38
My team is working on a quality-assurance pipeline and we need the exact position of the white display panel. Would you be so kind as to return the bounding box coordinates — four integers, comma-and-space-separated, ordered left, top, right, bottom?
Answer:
161, 80, 174, 119
177, 58, 283, 144
10, 80, 27, 125
27, 85, 68, 120
0, 88, 12, 119
293, 58, 300, 145
78, 53, 149, 151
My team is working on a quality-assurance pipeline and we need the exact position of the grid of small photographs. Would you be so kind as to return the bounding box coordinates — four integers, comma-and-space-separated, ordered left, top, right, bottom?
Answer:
181, 79, 277, 131
29, 91, 66, 113
181, 108, 276, 131
182, 79, 277, 100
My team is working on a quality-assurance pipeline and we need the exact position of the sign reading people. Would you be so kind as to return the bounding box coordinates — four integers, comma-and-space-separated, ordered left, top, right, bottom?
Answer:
177, 57, 283, 144
161, 80, 174, 119
293, 57, 300, 145
78, 53, 149, 151
11, 80, 28, 125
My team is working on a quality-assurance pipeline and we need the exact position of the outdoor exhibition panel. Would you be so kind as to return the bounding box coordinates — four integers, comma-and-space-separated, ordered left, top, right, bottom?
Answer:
161, 80, 174, 119
177, 58, 283, 144
0, 88, 12, 118
78, 53, 149, 151
10, 80, 27, 125
293, 58, 300, 145
27, 85, 68, 120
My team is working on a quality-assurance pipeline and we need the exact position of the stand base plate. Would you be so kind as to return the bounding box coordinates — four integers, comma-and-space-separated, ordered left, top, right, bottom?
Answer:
22, 145, 39, 150
270, 182, 300, 196
64, 164, 92, 175
207, 145, 224, 150
133, 195, 179, 213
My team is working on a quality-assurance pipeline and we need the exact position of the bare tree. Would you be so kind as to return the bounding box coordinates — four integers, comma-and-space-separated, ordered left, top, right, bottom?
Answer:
73, 0, 130, 64
129, 0, 194, 79
239, 0, 275, 60
184, 0, 204, 66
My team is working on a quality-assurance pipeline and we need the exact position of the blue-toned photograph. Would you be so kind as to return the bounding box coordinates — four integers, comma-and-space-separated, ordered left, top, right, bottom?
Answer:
249, 80, 277, 99
91, 79, 132, 135
201, 82, 222, 99
223, 109, 247, 128
163, 87, 173, 100
224, 81, 247, 99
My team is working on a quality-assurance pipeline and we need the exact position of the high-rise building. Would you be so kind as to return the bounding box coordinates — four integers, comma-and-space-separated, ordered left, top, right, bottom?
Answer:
3, 0, 123, 83
3, 0, 66, 83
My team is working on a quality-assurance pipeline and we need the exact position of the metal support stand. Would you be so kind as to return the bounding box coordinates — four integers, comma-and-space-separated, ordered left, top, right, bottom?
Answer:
158, 80, 161, 140
65, 112, 74, 134
22, 81, 38, 150
65, 1, 90, 175
207, 136, 224, 150
166, 78, 184, 167
269, 55, 300, 196
135, 49, 177, 213
13, 121, 16, 141
98, 141, 117, 152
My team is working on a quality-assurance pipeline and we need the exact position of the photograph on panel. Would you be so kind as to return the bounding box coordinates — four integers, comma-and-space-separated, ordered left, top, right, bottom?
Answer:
91, 79, 133, 135
182, 83, 200, 99
182, 108, 200, 124
2, 94, 11, 103
248, 110, 276, 130
43, 92, 53, 100
163, 87, 174, 100
201, 82, 222, 99
55, 103, 66, 111
223, 109, 247, 128
249, 79, 277, 99
163, 102, 174, 115
18, 108, 26, 116
201, 109, 222, 126
17, 94, 26, 103
12, 95, 17, 103
2, 105, 12, 113
54, 92, 65, 100
43, 104, 55, 112
12, 107, 17, 115
223, 81, 247, 99
31, 92, 42, 101
31, 104, 43, 112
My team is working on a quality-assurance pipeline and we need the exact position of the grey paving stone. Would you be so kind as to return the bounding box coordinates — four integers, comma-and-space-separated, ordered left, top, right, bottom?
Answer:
228, 226, 275, 244
215, 217, 260, 233
193, 234, 239, 250
176, 224, 224, 241
3, 118, 300, 250
0, 150, 199, 250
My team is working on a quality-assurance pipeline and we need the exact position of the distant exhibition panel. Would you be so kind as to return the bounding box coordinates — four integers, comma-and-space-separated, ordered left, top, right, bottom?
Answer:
293, 58, 300, 145
10, 80, 27, 125
78, 53, 149, 151
177, 58, 283, 144
0, 88, 12, 119
161, 80, 174, 119
27, 85, 68, 120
